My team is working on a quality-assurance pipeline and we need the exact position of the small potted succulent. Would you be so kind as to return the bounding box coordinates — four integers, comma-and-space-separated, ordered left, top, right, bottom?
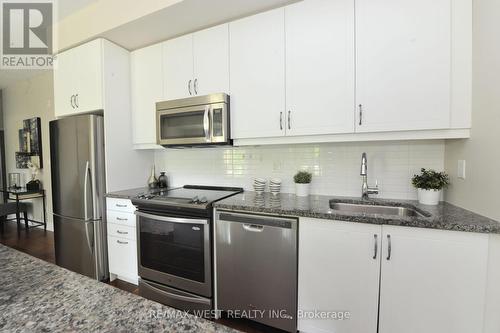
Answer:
412, 168, 450, 205
294, 171, 312, 197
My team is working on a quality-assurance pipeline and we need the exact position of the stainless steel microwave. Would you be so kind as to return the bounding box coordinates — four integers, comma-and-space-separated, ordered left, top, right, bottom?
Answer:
156, 93, 230, 147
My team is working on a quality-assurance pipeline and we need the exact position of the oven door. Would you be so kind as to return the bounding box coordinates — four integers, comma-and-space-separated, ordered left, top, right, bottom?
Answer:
157, 105, 211, 146
136, 211, 212, 297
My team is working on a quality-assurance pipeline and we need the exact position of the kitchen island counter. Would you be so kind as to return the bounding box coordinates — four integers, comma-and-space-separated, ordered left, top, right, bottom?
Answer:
0, 244, 237, 333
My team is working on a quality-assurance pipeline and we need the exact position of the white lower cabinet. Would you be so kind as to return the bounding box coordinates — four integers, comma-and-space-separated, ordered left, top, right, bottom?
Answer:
378, 225, 488, 333
106, 198, 138, 285
298, 219, 381, 333
107, 235, 138, 285
298, 218, 489, 333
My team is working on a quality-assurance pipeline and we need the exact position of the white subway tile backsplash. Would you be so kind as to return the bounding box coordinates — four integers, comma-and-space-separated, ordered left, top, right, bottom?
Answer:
154, 140, 445, 200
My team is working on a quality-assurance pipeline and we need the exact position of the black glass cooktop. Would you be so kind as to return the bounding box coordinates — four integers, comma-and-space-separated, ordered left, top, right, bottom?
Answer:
134, 185, 243, 209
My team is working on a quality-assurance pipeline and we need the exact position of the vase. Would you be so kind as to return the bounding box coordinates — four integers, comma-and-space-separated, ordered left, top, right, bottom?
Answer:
158, 172, 168, 189
417, 188, 441, 205
295, 183, 310, 197
147, 166, 158, 189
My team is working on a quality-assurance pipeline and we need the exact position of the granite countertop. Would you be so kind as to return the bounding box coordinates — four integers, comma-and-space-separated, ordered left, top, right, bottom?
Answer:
0, 245, 237, 333
106, 187, 158, 199
214, 192, 500, 234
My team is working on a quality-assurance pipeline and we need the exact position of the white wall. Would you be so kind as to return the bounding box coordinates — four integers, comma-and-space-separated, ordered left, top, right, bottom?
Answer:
155, 140, 445, 200
444, 0, 500, 221
2, 72, 55, 230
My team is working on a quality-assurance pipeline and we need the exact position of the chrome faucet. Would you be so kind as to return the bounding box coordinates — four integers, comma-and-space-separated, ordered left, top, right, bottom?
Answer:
360, 152, 379, 199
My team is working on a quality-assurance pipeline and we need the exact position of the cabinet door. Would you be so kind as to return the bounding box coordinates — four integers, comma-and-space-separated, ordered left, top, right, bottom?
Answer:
131, 43, 163, 147
298, 218, 381, 333
379, 226, 488, 333
163, 34, 194, 100
229, 8, 286, 139
356, 0, 451, 132
54, 46, 78, 117
285, 0, 355, 136
74, 39, 104, 113
193, 24, 229, 96
108, 235, 138, 284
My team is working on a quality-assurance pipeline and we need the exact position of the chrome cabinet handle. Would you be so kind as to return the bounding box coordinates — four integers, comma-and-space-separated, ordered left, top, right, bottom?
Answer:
116, 230, 128, 235
115, 204, 127, 208
116, 217, 128, 221
117, 240, 128, 245
386, 234, 392, 260
194, 78, 198, 95
70, 95, 75, 108
358, 104, 363, 126
280, 112, 283, 130
188, 80, 192, 95
75, 94, 79, 108
373, 234, 378, 259
288, 110, 291, 130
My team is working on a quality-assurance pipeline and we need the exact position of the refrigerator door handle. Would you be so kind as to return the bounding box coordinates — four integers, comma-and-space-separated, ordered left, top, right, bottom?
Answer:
85, 221, 94, 255
83, 161, 92, 221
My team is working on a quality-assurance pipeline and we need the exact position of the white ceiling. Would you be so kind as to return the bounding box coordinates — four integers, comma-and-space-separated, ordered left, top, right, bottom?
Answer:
57, 0, 98, 21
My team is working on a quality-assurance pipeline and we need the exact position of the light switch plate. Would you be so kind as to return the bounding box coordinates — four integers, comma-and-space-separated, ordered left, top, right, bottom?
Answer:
457, 160, 466, 180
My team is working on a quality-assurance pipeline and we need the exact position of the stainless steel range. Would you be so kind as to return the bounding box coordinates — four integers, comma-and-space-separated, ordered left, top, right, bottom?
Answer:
131, 185, 243, 312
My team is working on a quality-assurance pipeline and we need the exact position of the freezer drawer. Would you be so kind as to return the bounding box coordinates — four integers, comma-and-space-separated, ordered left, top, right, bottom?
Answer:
54, 215, 96, 279
216, 211, 298, 332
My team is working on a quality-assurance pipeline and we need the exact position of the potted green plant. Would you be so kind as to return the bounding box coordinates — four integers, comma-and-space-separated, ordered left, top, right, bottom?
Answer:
411, 168, 450, 205
294, 171, 312, 197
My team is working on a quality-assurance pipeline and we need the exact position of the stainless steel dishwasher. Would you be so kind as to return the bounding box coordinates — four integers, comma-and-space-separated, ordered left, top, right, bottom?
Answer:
215, 211, 298, 333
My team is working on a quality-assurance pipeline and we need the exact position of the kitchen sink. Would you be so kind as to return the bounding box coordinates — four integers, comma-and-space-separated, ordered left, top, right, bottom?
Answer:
329, 202, 427, 218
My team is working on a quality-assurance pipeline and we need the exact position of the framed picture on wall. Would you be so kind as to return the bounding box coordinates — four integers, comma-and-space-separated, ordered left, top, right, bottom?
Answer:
15, 117, 43, 169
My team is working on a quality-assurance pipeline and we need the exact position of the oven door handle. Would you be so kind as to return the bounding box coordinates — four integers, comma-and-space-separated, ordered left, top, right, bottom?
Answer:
141, 280, 211, 305
135, 211, 208, 225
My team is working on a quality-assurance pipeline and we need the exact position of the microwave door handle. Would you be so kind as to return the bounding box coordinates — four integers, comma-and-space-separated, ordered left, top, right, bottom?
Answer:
203, 106, 211, 142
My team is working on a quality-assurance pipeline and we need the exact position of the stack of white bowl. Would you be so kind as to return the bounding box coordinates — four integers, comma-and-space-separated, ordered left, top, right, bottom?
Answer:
253, 178, 266, 193
269, 178, 282, 195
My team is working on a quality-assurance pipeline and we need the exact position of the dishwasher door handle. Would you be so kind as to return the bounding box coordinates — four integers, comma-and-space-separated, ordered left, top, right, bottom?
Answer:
243, 224, 264, 232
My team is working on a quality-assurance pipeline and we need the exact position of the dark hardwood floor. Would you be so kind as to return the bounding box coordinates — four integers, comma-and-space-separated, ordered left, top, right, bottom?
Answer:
0, 220, 55, 263
0, 221, 286, 333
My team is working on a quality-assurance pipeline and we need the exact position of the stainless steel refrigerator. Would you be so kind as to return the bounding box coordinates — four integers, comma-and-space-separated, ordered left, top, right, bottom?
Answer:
49, 114, 108, 281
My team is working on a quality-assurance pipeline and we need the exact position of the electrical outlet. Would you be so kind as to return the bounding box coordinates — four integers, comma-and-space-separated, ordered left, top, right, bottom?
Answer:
457, 160, 466, 180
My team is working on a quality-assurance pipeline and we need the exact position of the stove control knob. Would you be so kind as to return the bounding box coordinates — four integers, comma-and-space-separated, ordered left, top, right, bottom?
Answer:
192, 196, 199, 204
199, 196, 208, 204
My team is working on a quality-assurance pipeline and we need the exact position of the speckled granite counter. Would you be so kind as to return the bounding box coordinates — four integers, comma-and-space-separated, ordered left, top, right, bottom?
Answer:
0, 244, 237, 333
214, 192, 500, 234
105, 187, 156, 199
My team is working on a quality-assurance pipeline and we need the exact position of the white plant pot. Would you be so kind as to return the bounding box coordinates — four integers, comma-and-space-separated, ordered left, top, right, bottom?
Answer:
417, 188, 441, 205
295, 183, 310, 197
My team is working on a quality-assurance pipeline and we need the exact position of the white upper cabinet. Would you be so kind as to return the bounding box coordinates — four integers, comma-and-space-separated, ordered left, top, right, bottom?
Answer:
54, 39, 105, 117
131, 43, 163, 148
355, 0, 451, 132
285, 0, 355, 136
230, 8, 286, 139
163, 24, 229, 100
379, 226, 488, 333
193, 24, 229, 96
299, 218, 381, 333
163, 34, 194, 100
